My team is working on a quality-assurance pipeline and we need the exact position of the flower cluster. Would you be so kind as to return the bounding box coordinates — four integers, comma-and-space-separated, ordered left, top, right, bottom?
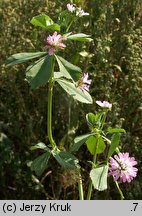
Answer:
67, 3, 89, 17
77, 73, 92, 92
45, 31, 66, 55
109, 153, 138, 183
96, 100, 112, 109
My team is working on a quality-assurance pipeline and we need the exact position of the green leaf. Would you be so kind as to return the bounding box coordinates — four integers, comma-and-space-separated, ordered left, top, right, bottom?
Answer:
31, 152, 51, 176
26, 55, 52, 89
86, 136, 106, 155
46, 23, 61, 32
95, 112, 105, 125
67, 33, 93, 42
31, 14, 60, 31
30, 142, 50, 151
107, 133, 121, 159
70, 134, 93, 152
31, 14, 53, 28
86, 136, 97, 155
97, 136, 106, 154
5, 52, 47, 67
107, 127, 126, 133
90, 165, 109, 191
86, 113, 96, 126
55, 55, 81, 82
86, 112, 105, 128
52, 148, 79, 169
54, 72, 63, 79
56, 78, 93, 104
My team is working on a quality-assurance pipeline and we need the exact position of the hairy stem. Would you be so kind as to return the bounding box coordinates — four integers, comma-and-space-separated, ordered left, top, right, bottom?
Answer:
78, 171, 84, 200
66, 19, 74, 32
115, 180, 124, 200
100, 111, 107, 130
66, 17, 78, 32
47, 56, 56, 148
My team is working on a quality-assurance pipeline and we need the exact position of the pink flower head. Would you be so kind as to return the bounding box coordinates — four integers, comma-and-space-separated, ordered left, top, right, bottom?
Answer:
77, 73, 92, 92
109, 153, 138, 183
45, 32, 66, 55
67, 3, 75, 13
96, 100, 112, 109
76, 7, 89, 17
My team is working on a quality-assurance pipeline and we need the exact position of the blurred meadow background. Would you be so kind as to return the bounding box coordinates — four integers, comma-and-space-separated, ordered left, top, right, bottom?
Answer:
0, 0, 142, 199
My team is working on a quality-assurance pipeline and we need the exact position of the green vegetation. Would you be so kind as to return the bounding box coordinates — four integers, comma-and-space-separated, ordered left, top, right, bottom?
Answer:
0, 0, 142, 199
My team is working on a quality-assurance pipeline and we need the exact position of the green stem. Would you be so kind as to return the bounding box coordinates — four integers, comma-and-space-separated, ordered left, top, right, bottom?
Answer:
66, 17, 78, 32
115, 180, 124, 200
66, 19, 74, 32
86, 137, 98, 200
78, 170, 84, 200
100, 111, 107, 130
86, 173, 93, 200
47, 56, 56, 148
